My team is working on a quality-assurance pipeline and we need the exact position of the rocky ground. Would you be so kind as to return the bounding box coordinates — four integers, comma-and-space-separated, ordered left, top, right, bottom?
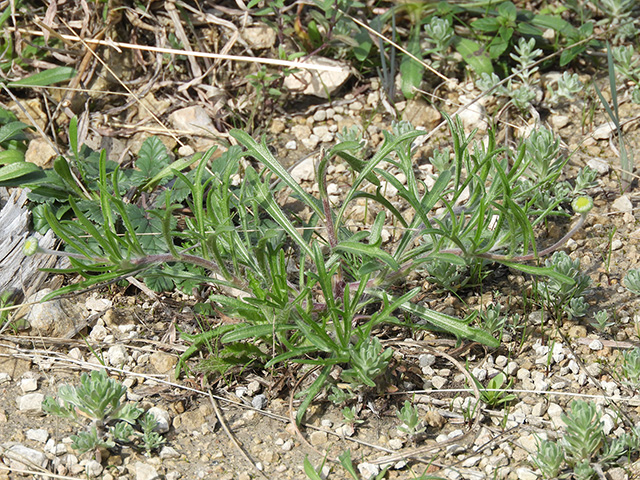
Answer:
1, 5, 640, 480
1, 75, 640, 480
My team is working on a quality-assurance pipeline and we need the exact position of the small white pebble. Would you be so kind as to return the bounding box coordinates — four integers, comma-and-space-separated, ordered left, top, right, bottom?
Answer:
589, 339, 604, 351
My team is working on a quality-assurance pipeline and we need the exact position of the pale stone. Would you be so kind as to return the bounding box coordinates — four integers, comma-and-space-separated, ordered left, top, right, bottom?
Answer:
134, 461, 160, 480
149, 352, 177, 374
18, 393, 44, 412
402, 98, 441, 128
147, 407, 171, 433
20, 376, 38, 393
107, 344, 128, 366
26, 428, 49, 443
587, 157, 609, 174
24, 289, 86, 337
24, 138, 57, 168
283, 56, 351, 99
160, 446, 180, 459
5, 444, 47, 471
612, 195, 633, 213
309, 431, 328, 446
85, 459, 103, 478
549, 115, 570, 129
592, 121, 616, 139
243, 25, 276, 50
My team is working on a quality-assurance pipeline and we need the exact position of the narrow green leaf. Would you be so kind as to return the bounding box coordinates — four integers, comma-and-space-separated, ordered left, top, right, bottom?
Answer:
230, 129, 324, 218
69, 116, 79, 161
498, 260, 575, 285
337, 129, 424, 226
334, 150, 380, 186
221, 324, 292, 343
265, 346, 319, 368
303, 457, 324, 480
245, 166, 313, 257
296, 366, 331, 425
335, 240, 400, 270
8, 67, 76, 87
338, 450, 360, 480
368, 289, 499, 347
142, 154, 200, 191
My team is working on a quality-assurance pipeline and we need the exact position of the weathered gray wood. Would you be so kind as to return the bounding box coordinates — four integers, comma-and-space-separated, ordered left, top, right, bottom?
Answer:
0, 187, 62, 298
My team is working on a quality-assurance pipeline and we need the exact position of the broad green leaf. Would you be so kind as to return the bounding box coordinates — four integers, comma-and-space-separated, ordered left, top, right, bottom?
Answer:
487, 26, 512, 59
353, 27, 373, 62
399, 26, 424, 99
532, 14, 574, 34
498, 1, 516, 22
8, 66, 76, 87
516, 23, 543, 36
471, 18, 500, 32
136, 136, 171, 180
0, 121, 30, 144
453, 37, 493, 75
0, 161, 40, 181
0, 149, 24, 164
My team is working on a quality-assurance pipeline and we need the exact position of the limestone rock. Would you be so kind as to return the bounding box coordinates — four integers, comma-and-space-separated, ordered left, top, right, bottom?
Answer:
283, 57, 351, 98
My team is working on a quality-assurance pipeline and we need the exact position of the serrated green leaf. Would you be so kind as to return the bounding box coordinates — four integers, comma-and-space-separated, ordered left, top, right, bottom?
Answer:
136, 136, 170, 181
8, 66, 76, 87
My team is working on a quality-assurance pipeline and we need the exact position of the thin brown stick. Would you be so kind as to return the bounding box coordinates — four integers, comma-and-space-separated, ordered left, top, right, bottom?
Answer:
7, 28, 347, 72
371, 340, 483, 465
206, 388, 269, 479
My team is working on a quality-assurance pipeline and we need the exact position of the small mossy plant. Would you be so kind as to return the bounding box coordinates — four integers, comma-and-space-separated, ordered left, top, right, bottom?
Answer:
532, 400, 640, 479
43, 370, 166, 457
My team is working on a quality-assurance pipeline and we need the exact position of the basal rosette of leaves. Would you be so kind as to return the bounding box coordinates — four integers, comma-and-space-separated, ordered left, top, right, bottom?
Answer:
24, 115, 591, 423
